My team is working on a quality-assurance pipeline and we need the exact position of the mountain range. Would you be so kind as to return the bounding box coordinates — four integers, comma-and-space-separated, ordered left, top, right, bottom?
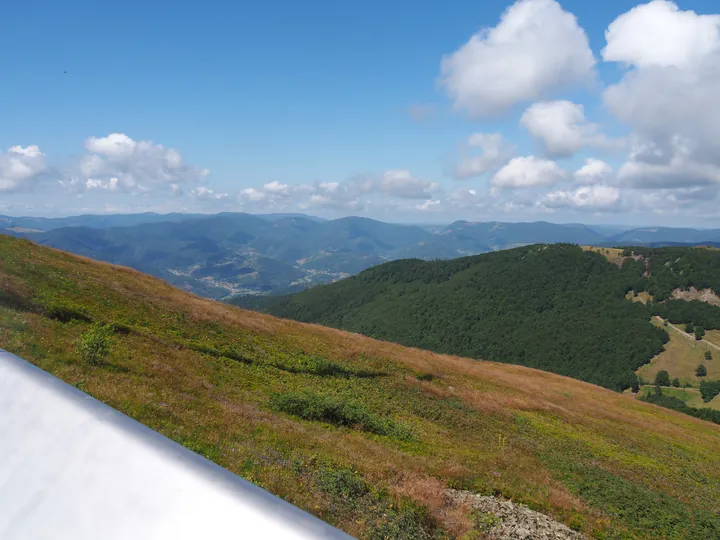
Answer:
4, 212, 720, 299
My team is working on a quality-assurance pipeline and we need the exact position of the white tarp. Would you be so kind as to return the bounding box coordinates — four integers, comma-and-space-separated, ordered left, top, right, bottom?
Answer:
0, 349, 352, 540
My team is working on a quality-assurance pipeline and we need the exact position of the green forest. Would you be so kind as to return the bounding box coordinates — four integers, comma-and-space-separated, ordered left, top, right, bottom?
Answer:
252, 245, 657, 390
626, 246, 720, 301
251, 244, 720, 392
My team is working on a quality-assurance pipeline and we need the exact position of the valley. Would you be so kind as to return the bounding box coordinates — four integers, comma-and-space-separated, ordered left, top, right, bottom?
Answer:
6, 212, 720, 300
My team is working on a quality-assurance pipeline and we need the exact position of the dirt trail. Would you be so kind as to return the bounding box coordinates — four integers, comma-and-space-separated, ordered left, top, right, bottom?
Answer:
655, 316, 720, 352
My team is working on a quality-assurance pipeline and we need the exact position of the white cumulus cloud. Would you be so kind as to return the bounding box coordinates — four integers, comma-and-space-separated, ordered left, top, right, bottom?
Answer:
191, 186, 228, 200
74, 133, 209, 194
603, 1, 720, 189
439, 0, 595, 118
491, 156, 567, 189
455, 133, 514, 179
380, 170, 437, 199
0, 145, 48, 192
541, 185, 621, 210
574, 159, 614, 184
520, 101, 610, 158
602, 0, 720, 69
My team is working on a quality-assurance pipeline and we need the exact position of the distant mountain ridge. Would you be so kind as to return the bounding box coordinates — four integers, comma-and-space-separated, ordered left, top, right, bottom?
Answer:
4, 211, 720, 298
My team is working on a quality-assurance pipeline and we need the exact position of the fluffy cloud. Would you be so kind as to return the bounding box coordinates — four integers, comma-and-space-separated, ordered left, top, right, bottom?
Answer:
603, 1, 720, 189
0, 145, 48, 192
491, 156, 567, 189
574, 159, 613, 184
380, 170, 437, 199
190, 186, 228, 200
520, 101, 610, 158
602, 0, 720, 69
75, 133, 209, 194
541, 185, 621, 210
439, 0, 595, 118
455, 133, 514, 179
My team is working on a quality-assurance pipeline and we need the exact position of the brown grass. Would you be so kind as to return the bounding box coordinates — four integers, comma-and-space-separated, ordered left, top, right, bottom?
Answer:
638, 318, 720, 385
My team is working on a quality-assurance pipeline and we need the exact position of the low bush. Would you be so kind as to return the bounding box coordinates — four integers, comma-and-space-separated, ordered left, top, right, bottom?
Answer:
78, 323, 113, 365
270, 391, 413, 440
699, 380, 720, 403
271, 353, 383, 379
44, 301, 92, 323
188, 343, 253, 364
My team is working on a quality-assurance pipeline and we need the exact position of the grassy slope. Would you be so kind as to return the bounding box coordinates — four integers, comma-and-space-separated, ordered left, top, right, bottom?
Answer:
1, 235, 719, 539
638, 318, 720, 386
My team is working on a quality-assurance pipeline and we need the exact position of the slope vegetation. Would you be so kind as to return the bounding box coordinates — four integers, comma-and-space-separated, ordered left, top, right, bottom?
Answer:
0, 236, 718, 539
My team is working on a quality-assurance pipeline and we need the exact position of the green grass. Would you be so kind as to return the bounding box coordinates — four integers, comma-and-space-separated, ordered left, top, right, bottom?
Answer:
637, 385, 720, 411
0, 235, 718, 539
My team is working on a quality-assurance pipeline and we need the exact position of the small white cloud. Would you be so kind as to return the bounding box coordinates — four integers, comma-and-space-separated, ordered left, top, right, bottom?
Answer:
455, 133, 514, 179
491, 156, 567, 189
191, 186, 228, 200
574, 159, 613, 184
85, 178, 120, 191
541, 185, 621, 210
416, 199, 441, 211
240, 187, 266, 202
380, 170, 437, 199
602, 0, 720, 69
520, 101, 610, 158
0, 145, 48, 192
438, 0, 595, 118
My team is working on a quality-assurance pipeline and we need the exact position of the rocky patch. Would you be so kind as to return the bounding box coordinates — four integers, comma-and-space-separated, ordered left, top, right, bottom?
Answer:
446, 489, 585, 539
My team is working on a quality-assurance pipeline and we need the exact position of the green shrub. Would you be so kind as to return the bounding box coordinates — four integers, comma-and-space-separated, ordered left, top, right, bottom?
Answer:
271, 354, 382, 379
314, 466, 368, 501
685, 323, 695, 334
672, 378, 681, 388
269, 391, 413, 440
705, 350, 712, 361
654, 370, 671, 387
187, 343, 252, 364
696, 364, 707, 378
78, 323, 113, 365
699, 380, 720, 403
44, 301, 92, 323
694, 326, 705, 340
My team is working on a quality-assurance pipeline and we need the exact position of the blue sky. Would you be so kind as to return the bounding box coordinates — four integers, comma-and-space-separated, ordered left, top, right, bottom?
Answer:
2, 0, 720, 226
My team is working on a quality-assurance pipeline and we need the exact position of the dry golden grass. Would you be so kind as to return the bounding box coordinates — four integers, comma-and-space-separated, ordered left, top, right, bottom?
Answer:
581, 246, 625, 266
705, 329, 720, 348
638, 318, 720, 385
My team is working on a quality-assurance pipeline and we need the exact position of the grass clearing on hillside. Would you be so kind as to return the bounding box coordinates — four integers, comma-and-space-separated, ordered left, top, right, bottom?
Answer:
581, 246, 626, 266
0, 236, 718, 539
637, 385, 720, 411
637, 318, 719, 385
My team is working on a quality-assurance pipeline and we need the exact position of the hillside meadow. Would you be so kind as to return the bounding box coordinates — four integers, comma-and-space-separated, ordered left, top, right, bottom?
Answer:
0, 235, 718, 539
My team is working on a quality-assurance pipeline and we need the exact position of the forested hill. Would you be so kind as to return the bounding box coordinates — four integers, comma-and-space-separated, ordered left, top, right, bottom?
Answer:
252, 245, 720, 391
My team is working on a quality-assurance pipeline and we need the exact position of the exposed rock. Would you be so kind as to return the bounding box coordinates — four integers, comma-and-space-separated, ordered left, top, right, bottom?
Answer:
672, 286, 720, 306
446, 489, 585, 539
